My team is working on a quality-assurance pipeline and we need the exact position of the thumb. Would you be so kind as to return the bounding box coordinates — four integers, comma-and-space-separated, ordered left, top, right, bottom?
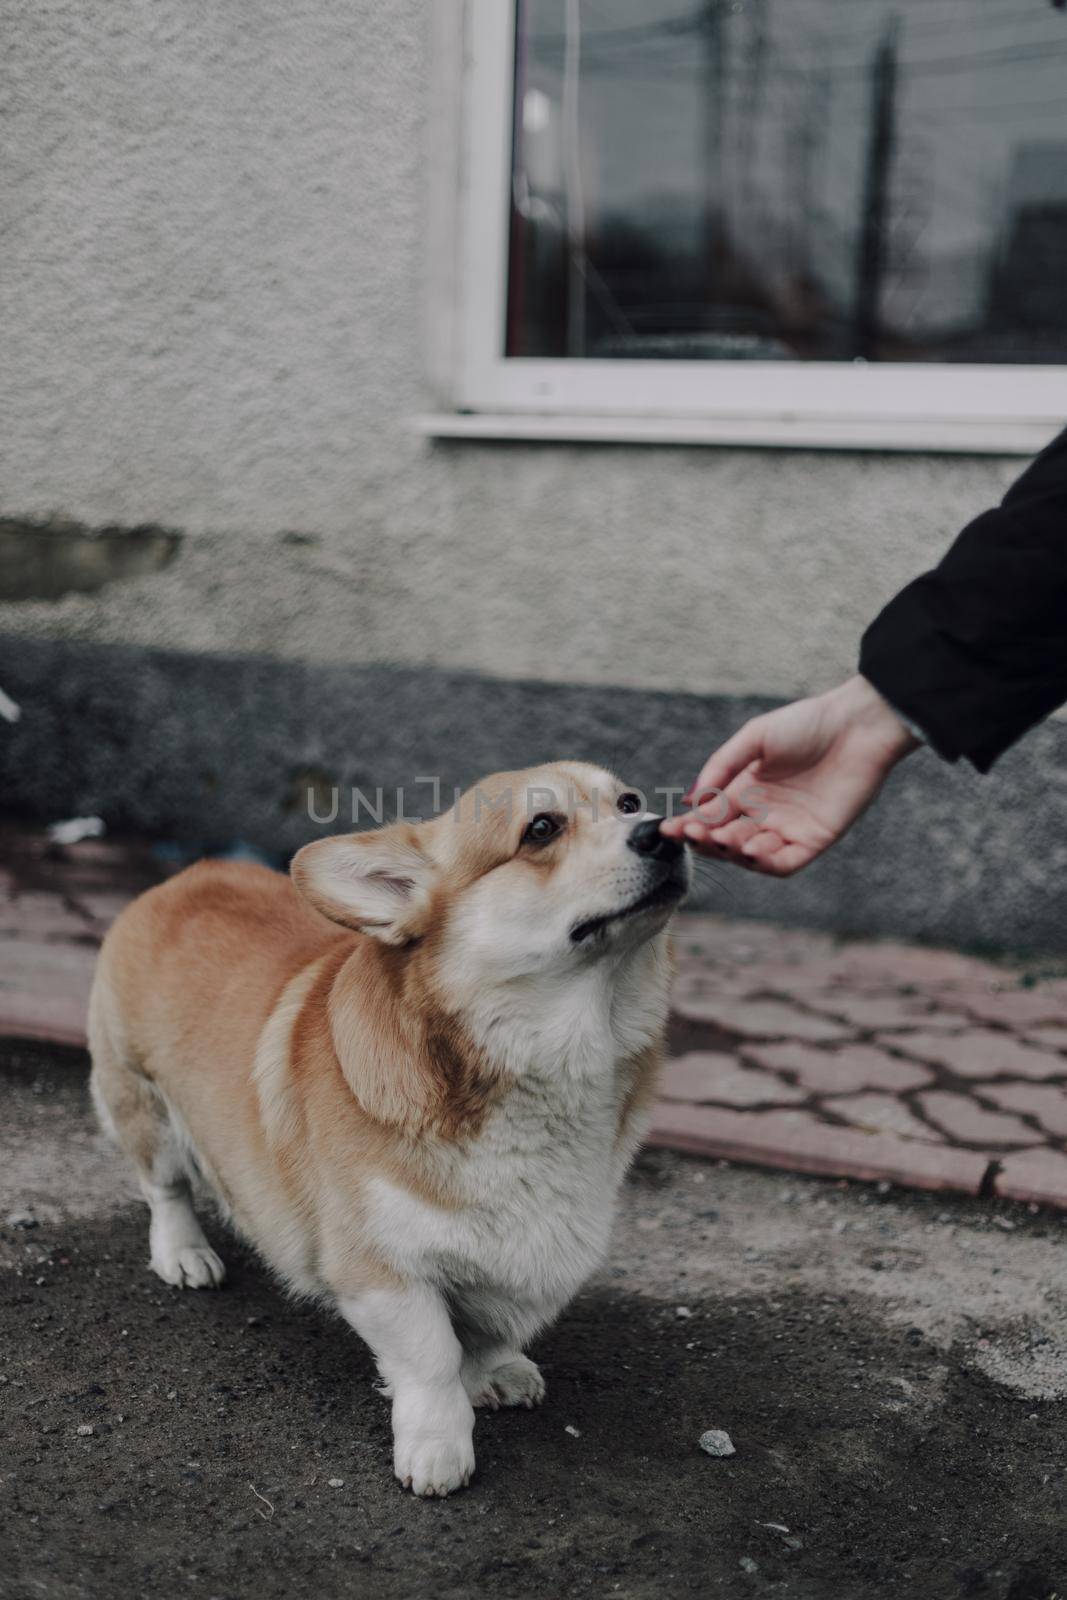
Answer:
683, 717, 768, 807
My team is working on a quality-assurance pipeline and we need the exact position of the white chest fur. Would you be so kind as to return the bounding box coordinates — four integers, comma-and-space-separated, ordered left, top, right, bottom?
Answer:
364, 1075, 628, 1347
364, 942, 670, 1349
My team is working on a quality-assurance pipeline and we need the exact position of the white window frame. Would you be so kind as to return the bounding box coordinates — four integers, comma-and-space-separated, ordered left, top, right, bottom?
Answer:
419, 0, 1067, 454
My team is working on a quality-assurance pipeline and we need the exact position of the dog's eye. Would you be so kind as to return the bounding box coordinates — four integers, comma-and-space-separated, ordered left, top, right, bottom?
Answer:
523, 813, 563, 845
617, 792, 642, 816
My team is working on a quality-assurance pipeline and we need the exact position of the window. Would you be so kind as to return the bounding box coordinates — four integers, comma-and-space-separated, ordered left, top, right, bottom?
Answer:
434, 0, 1067, 450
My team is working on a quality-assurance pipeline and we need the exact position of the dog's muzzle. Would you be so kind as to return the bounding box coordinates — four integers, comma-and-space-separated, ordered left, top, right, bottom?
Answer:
626, 817, 685, 864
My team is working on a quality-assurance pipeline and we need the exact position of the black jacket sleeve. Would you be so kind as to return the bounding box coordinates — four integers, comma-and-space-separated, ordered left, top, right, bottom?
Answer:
858, 426, 1067, 773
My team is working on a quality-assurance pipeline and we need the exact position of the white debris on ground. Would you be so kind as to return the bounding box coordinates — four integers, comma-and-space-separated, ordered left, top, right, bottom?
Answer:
47, 816, 106, 845
699, 1428, 735, 1458
0, 686, 21, 723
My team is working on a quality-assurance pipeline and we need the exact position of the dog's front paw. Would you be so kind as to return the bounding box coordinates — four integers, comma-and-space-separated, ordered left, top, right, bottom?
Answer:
394, 1432, 475, 1497
150, 1243, 226, 1289
467, 1354, 545, 1410
392, 1385, 475, 1497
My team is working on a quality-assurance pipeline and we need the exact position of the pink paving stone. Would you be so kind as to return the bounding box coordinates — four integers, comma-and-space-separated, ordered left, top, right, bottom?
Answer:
995, 1148, 1067, 1208
0, 938, 95, 1047
917, 1090, 1043, 1148
825, 943, 1003, 989
893, 1029, 1067, 1082
659, 1053, 805, 1107
645, 1102, 989, 1194
743, 1041, 934, 1094
710, 958, 866, 995
823, 1093, 939, 1143
71, 890, 138, 929
672, 917, 748, 961
979, 1082, 1067, 1139
1026, 1027, 1067, 1053
669, 971, 767, 1009
0, 990, 89, 1049
0, 941, 99, 986
957, 987, 1067, 1031
801, 993, 973, 1033
669, 995, 852, 1041
0, 893, 99, 941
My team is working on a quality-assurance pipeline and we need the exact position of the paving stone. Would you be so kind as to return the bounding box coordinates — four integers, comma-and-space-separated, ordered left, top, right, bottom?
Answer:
646, 1102, 990, 1194
0, 893, 98, 941
0, 990, 90, 1048
917, 1090, 1043, 1148
825, 943, 1003, 989
669, 996, 852, 1041
680, 915, 837, 959
727, 959, 863, 995
1026, 1026, 1067, 1053
893, 1030, 1067, 1082
0, 940, 99, 987
995, 1148, 1067, 1208
744, 1041, 934, 1095
979, 1082, 1067, 1139
659, 1053, 805, 1107
823, 1093, 938, 1143
957, 987, 1067, 1031
802, 993, 972, 1033
72, 890, 138, 928
669, 971, 768, 1009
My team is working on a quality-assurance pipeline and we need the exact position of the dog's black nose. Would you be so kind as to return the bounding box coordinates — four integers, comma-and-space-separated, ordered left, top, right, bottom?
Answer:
627, 817, 684, 862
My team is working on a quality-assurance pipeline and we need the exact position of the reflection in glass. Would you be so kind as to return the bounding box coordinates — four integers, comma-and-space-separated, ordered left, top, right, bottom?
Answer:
506, 0, 1067, 363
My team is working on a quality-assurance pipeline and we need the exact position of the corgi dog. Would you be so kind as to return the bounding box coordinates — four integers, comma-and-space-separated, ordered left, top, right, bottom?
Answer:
88, 763, 690, 1496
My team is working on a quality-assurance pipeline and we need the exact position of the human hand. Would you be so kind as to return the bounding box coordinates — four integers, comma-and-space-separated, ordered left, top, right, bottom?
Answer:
660, 675, 919, 877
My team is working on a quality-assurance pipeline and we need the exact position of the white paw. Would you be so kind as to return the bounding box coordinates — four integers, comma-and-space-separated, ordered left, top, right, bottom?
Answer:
394, 1432, 475, 1497
467, 1354, 545, 1411
151, 1244, 226, 1289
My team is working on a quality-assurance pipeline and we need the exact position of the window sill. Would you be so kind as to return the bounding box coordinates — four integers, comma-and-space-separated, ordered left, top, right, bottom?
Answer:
412, 412, 1048, 455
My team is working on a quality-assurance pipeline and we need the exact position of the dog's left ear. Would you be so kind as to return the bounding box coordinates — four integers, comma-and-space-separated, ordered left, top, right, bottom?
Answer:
291, 826, 437, 944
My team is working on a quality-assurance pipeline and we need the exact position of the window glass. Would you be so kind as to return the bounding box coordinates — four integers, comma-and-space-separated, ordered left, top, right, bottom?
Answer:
507, 0, 1067, 363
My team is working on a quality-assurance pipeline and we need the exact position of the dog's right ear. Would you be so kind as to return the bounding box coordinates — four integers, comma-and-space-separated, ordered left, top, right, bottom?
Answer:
291, 827, 436, 944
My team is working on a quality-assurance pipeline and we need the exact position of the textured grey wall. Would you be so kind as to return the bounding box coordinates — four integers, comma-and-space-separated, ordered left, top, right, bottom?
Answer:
0, 0, 1031, 702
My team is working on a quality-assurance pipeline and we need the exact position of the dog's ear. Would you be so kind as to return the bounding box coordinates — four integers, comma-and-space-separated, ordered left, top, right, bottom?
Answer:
291, 826, 436, 944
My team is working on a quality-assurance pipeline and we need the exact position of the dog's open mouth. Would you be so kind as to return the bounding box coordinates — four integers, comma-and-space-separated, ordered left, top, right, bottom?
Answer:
570, 874, 686, 944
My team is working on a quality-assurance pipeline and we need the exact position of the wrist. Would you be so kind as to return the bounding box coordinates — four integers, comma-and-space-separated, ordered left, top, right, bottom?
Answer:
832, 675, 920, 764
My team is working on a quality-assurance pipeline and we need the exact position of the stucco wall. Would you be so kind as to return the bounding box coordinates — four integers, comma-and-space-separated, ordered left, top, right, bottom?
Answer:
0, 0, 1029, 703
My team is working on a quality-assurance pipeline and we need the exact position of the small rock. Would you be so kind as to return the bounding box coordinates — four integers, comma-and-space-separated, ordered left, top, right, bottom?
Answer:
994, 1217, 1016, 1231
675, 1306, 693, 1319
699, 1428, 735, 1458
6, 1211, 37, 1230
327, 1478, 345, 1488
76, 1424, 94, 1437
739, 1555, 758, 1574
564, 1424, 581, 1438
